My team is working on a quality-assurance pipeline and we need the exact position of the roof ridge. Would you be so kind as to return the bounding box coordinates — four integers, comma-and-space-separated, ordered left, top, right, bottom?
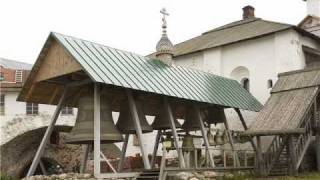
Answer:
202, 18, 261, 34
51, 32, 148, 61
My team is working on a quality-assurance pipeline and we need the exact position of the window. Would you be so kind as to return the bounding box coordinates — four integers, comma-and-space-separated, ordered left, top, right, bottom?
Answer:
267, 79, 273, 88
26, 102, 38, 115
241, 78, 250, 91
15, 70, 23, 82
0, 72, 4, 81
0, 94, 4, 115
61, 106, 73, 115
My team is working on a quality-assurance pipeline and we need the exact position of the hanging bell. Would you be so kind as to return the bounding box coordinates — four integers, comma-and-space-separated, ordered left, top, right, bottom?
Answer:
66, 94, 124, 144
204, 107, 226, 125
214, 130, 224, 145
207, 130, 216, 146
182, 133, 195, 151
222, 130, 229, 144
152, 107, 181, 130
162, 135, 174, 149
182, 107, 200, 131
116, 100, 153, 134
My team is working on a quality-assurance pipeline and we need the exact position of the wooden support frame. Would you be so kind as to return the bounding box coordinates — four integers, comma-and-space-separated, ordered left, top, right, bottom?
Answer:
126, 89, 151, 169
93, 83, 101, 175
163, 97, 186, 168
256, 135, 264, 176
314, 99, 320, 172
223, 113, 240, 167
194, 105, 215, 167
26, 86, 69, 177
118, 134, 129, 172
234, 108, 257, 152
80, 145, 90, 173
151, 130, 162, 168
288, 135, 297, 176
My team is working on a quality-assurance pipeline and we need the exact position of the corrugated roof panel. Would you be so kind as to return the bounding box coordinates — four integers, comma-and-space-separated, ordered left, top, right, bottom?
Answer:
52, 32, 262, 111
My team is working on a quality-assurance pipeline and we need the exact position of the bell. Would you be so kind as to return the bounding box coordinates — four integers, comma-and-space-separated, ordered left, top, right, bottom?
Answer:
182, 133, 195, 151
66, 95, 124, 144
182, 107, 200, 131
152, 107, 181, 130
204, 107, 226, 125
207, 130, 216, 146
162, 135, 174, 149
116, 100, 153, 134
222, 130, 229, 143
214, 130, 224, 145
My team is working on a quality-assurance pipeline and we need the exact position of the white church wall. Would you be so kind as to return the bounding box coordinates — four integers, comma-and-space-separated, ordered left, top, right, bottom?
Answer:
221, 35, 276, 104
274, 30, 305, 74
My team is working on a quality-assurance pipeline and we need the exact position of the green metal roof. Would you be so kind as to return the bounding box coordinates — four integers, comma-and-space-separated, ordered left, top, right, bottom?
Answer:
52, 32, 262, 111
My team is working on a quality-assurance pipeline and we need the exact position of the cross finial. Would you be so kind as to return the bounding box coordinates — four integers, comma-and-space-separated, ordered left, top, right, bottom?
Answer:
160, 8, 169, 34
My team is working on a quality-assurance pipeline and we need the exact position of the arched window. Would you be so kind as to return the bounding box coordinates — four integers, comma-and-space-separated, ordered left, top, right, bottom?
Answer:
241, 78, 250, 91
267, 79, 273, 88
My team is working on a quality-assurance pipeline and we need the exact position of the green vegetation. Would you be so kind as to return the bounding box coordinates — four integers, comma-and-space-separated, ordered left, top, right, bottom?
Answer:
221, 172, 320, 180
0, 173, 12, 180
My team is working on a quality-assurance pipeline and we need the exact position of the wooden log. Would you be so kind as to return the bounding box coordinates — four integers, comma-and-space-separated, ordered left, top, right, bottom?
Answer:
93, 83, 101, 175
234, 108, 257, 152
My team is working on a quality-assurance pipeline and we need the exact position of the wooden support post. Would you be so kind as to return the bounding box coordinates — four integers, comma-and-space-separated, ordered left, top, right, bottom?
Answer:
223, 114, 240, 167
94, 83, 101, 176
288, 135, 297, 175
126, 89, 151, 169
80, 145, 90, 173
256, 136, 264, 176
151, 130, 162, 169
163, 97, 185, 168
39, 160, 47, 175
194, 105, 215, 167
100, 151, 117, 173
314, 99, 320, 171
27, 86, 68, 177
118, 134, 129, 172
234, 108, 257, 152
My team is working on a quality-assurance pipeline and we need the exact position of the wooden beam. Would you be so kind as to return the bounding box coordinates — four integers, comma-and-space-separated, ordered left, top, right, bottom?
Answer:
94, 83, 101, 176
118, 134, 129, 172
255, 136, 264, 176
223, 114, 239, 167
80, 145, 90, 173
151, 130, 162, 169
164, 97, 186, 168
26, 86, 68, 177
244, 128, 306, 136
126, 89, 151, 169
234, 108, 257, 152
288, 135, 298, 176
194, 105, 215, 167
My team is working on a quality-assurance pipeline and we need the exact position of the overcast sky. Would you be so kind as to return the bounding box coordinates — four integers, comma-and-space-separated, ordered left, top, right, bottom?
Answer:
0, 0, 308, 64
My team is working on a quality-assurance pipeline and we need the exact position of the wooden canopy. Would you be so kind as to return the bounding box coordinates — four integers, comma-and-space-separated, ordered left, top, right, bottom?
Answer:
17, 32, 262, 117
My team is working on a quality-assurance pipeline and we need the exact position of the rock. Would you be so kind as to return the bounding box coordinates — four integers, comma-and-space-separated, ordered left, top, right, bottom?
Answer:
175, 172, 195, 180
189, 177, 199, 180
224, 173, 234, 179
203, 171, 217, 178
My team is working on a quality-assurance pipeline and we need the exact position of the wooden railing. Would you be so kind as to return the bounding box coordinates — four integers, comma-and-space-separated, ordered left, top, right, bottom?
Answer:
293, 110, 313, 170
159, 147, 255, 180
261, 135, 287, 175
260, 104, 315, 176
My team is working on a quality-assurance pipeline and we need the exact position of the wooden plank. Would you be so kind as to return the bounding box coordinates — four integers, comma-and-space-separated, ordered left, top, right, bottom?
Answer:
26, 86, 68, 177
118, 134, 129, 172
126, 89, 151, 169
94, 83, 101, 176
35, 40, 82, 82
